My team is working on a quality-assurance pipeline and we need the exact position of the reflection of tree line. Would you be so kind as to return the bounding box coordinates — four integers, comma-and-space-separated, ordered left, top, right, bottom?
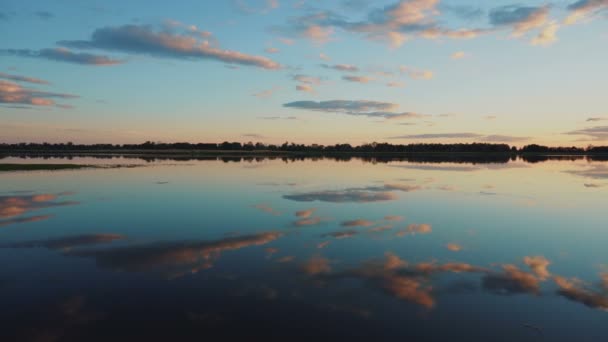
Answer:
3, 152, 608, 164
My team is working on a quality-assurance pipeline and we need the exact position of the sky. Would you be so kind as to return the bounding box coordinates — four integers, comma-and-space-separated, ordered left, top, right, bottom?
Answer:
1, 0, 607, 146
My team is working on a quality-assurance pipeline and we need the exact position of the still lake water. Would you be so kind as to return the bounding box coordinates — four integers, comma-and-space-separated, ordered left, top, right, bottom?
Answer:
1, 155, 607, 341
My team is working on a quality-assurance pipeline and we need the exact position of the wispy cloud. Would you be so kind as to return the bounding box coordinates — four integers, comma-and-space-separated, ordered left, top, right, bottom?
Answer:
69, 232, 283, 278
283, 100, 424, 120
565, 125, 608, 140
0, 80, 78, 108
565, 0, 608, 25
342, 75, 373, 83
321, 64, 360, 72
57, 24, 281, 69
276, 0, 486, 48
34, 10, 54, 20
0, 72, 49, 85
2, 48, 124, 66
489, 5, 549, 37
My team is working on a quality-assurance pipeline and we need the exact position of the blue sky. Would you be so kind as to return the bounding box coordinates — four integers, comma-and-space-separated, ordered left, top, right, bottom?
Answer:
1, 0, 608, 145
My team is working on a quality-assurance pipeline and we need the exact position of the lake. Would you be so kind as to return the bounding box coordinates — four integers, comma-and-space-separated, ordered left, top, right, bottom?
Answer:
1, 155, 607, 341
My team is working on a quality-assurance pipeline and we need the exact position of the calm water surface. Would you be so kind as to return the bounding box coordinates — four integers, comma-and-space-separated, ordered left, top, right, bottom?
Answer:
1, 156, 607, 341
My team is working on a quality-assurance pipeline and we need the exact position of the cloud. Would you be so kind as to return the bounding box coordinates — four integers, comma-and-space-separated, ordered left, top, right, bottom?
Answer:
319, 52, 330, 60
285, 183, 420, 204
296, 208, 316, 218
396, 223, 432, 237
278, 37, 294, 45
296, 84, 314, 92
480, 134, 531, 142
301, 256, 332, 275
2, 234, 125, 251
554, 276, 608, 310
0, 79, 78, 108
34, 11, 54, 20
292, 74, 322, 85
388, 133, 529, 142
252, 203, 280, 215
565, 164, 608, 179
399, 66, 434, 79
489, 5, 549, 37
565, 125, 608, 140
531, 21, 559, 46
587, 117, 607, 122
283, 100, 424, 120
523, 256, 551, 280
442, 4, 484, 20
0, 72, 50, 84
333, 253, 436, 308
265, 47, 280, 53
303, 25, 334, 43
284, 190, 397, 203
69, 232, 283, 278
57, 24, 281, 69
2, 48, 124, 66
565, 0, 608, 25
243, 133, 265, 139
451, 51, 466, 59
0, 193, 78, 227
322, 229, 359, 239
386, 81, 406, 88
446, 243, 462, 252
482, 264, 542, 295
342, 75, 373, 83
317, 241, 331, 249
0, 215, 53, 227
253, 86, 281, 98
278, 0, 485, 48
341, 219, 374, 227
389, 132, 483, 139
257, 116, 297, 120
321, 63, 360, 72
293, 216, 323, 227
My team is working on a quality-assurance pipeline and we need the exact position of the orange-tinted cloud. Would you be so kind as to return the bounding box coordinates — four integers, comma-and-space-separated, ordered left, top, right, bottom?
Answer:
396, 223, 432, 237
69, 232, 283, 277
0, 192, 77, 226
341, 219, 374, 227
322, 229, 358, 239
253, 203, 281, 215
295, 208, 316, 218
446, 243, 462, 252
554, 276, 608, 310
523, 256, 551, 280
301, 255, 331, 275
0, 80, 78, 108
482, 264, 541, 295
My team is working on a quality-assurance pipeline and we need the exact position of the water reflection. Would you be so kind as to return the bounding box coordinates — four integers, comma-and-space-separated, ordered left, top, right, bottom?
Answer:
0, 192, 77, 227
1, 156, 608, 340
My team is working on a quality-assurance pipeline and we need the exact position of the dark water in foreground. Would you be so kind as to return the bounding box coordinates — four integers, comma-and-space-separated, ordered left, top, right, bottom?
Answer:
1, 155, 607, 341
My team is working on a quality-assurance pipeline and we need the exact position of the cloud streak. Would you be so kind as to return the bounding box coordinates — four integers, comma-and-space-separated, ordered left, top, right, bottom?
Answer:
283, 100, 424, 120
2, 48, 124, 66
57, 24, 281, 69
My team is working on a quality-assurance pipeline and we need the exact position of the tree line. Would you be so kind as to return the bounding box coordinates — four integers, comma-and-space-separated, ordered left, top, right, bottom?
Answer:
0, 141, 607, 154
